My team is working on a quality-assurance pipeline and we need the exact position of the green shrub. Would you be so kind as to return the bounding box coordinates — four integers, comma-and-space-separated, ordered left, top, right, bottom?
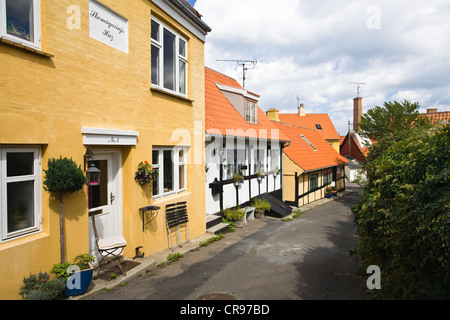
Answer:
252, 198, 271, 212
352, 123, 450, 299
223, 208, 245, 221
19, 272, 66, 300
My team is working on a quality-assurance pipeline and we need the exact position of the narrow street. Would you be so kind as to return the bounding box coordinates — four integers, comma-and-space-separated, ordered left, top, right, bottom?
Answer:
93, 183, 369, 300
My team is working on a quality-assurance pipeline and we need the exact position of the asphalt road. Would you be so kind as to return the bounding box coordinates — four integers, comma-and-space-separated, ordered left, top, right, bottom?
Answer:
93, 183, 369, 300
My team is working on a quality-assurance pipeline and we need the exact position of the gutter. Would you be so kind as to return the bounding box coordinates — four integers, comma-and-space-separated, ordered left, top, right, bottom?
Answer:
170, 0, 212, 33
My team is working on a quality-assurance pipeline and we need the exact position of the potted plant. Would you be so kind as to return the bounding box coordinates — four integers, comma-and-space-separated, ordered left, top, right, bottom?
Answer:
325, 186, 332, 198
135, 160, 155, 185
331, 186, 338, 197
19, 272, 66, 300
252, 198, 271, 218
51, 254, 96, 297
257, 170, 265, 181
233, 172, 244, 186
43, 157, 86, 263
223, 207, 245, 228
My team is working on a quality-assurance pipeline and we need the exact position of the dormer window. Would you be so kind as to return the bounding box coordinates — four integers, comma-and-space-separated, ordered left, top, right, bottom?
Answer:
245, 100, 257, 124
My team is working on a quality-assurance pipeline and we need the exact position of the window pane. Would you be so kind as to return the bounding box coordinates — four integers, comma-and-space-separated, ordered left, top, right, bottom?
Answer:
7, 152, 34, 177
152, 167, 159, 196
178, 164, 185, 190
6, 0, 34, 42
7, 180, 35, 233
151, 45, 160, 85
163, 29, 175, 91
179, 60, 186, 94
179, 38, 186, 56
89, 160, 108, 209
151, 20, 159, 41
163, 150, 173, 192
178, 149, 184, 163
152, 150, 159, 165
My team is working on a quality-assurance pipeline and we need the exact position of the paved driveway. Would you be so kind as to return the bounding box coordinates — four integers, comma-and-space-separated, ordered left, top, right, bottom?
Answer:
93, 183, 369, 300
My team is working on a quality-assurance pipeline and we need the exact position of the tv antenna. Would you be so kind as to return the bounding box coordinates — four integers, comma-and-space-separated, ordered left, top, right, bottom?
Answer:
216, 59, 258, 89
348, 82, 366, 97
296, 96, 302, 107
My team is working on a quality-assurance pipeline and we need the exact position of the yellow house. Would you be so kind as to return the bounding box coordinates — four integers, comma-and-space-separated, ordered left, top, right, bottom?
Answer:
267, 109, 348, 207
0, 0, 210, 299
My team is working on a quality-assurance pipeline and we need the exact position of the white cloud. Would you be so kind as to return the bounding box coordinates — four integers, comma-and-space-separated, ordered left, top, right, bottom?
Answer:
195, 0, 450, 135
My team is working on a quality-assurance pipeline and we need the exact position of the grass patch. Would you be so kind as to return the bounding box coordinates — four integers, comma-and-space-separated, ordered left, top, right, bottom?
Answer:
200, 233, 224, 247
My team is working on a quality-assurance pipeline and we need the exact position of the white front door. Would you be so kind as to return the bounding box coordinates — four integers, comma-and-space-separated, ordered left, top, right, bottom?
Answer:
88, 151, 123, 260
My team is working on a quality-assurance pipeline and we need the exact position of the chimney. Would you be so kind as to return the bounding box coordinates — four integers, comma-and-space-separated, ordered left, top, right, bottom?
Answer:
298, 103, 306, 116
266, 108, 280, 122
353, 97, 362, 131
427, 108, 438, 114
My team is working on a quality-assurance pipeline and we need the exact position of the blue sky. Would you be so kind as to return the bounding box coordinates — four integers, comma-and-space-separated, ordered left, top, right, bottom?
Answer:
186, 0, 196, 6
192, 0, 450, 135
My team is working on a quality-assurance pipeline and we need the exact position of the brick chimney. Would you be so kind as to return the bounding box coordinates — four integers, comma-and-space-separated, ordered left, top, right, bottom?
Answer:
298, 103, 306, 116
353, 97, 362, 131
266, 108, 280, 122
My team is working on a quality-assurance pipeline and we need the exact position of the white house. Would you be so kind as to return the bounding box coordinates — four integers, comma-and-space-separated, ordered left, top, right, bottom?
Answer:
204, 67, 290, 216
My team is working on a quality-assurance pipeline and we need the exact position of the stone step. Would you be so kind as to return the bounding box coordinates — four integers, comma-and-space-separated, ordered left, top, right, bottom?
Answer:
206, 214, 223, 229
206, 222, 230, 235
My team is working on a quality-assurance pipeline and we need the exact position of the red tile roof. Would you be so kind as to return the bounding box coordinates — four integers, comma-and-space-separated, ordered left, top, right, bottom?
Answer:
205, 67, 289, 141
274, 122, 348, 172
278, 113, 341, 141
421, 111, 450, 123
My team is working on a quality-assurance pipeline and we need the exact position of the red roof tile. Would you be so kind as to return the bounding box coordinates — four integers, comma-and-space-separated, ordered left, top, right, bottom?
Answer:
278, 113, 341, 141
205, 67, 289, 141
274, 122, 348, 172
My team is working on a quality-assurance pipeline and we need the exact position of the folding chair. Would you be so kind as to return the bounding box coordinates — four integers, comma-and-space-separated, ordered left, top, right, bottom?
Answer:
165, 202, 191, 251
89, 212, 127, 279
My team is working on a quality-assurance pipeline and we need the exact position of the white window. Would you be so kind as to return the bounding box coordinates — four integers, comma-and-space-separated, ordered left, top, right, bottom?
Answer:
152, 147, 187, 198
0, 0, 41, 50
245, 100, 257, 124
151, 17, 188, 97
0, 147, 42, 242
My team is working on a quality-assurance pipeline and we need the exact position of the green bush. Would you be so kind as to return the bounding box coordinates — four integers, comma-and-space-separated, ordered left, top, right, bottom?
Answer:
252, 198, 271, 212
352, 123, 450, 299
223, 207, 245, 221
19, 272, 66, 300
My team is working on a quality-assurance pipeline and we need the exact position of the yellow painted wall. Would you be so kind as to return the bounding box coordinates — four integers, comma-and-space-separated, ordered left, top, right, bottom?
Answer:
0, 0, 206, 299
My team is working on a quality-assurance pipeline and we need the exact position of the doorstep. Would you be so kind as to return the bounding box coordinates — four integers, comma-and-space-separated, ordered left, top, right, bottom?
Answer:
69, 232, 212, 300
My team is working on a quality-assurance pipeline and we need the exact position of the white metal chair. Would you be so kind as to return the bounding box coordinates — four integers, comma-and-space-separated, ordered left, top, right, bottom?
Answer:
89, 212, 127, 279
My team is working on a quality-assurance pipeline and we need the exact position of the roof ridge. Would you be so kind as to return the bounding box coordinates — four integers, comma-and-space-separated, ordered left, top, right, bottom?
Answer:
205, 67, 242, 87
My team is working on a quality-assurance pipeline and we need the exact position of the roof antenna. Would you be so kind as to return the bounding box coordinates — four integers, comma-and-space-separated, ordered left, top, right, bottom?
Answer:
348, 82, 366, 97
216, 59, 258, 89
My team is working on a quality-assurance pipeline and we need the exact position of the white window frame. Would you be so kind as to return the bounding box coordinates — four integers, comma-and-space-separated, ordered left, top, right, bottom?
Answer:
0, 0, 41, 50
152, 146, 187, 199
0, 147, 42, 242
245, 100, 257, 124
151, 17, 188, 98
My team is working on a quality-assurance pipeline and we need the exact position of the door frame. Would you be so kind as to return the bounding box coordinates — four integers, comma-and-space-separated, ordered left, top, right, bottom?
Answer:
88, 148, 123, 255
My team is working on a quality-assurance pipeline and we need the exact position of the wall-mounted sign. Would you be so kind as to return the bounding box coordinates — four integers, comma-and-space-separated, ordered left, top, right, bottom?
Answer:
82, 127, 139, 146
89, 0, 129, 53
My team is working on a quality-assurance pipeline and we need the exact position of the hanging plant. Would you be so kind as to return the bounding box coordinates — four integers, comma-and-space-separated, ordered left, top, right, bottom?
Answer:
135, 161, 156, 185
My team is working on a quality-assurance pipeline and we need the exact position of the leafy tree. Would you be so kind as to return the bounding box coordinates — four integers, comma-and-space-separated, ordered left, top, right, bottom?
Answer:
358, 100, 430, 142
43, 157, 86, 263
352, 122, 449, 299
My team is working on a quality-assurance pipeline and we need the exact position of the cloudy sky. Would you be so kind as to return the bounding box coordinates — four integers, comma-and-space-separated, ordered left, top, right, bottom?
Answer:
187, 0, 450, 135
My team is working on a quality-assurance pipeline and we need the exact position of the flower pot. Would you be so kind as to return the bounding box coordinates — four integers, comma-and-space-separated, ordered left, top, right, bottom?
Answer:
255, 210, 265, 218
234, 219, 244, 228
64, 263, 94, 297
